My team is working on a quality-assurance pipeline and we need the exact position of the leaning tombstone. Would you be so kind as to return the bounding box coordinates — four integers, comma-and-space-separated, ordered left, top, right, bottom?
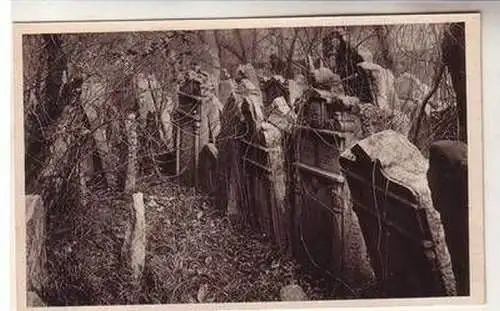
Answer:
428, 140, 469, 296
339, 130, 457, 297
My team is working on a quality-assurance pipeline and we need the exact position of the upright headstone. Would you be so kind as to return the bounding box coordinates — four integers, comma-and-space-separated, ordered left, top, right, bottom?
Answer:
428, 140, 469, 296
199, 93, 223, 148
199, 143, 219, 195
26, 195, 47, 304
288, 75, 307, 108
357, 62, 399, 112
340, 130, 457, 297
129, 193, 146, 282
219, 78, 236, 109
216, 94, 244, 219
175, 70, 204, 186
292, 87, 376, 295
259, 122, 290, 252
81, 80, 117, 189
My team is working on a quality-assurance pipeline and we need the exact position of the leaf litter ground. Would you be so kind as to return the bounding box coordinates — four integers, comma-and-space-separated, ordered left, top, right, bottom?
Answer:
44, 177, 332, 306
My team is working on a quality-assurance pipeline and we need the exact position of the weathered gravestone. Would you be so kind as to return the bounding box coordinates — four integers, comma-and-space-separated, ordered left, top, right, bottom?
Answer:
216, 91, 245, 220
26, 195, 47, 306
218, 78, 236, 111
135, 73, 174, 150
395, 72, 430, 119
356, 61, 399, 112
427, 140, 469, 296
236, 89, 291, 252
81, 80, 118, 189
27, 291, 46, 307
291, 87, 376, 295
199, 92, 223, 148
280, 284, 308, 301
174, 70, 205, 186
122, 193, 146, 283
288, 75, 307, 108
199, 143, 218, 196
339, 130, 457, 297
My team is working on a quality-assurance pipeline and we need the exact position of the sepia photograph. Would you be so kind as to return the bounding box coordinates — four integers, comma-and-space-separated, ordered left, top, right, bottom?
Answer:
12, 13, 483, 310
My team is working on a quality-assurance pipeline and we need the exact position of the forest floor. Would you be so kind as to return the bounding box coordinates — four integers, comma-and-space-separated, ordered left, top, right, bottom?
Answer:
44, 177, 332, 306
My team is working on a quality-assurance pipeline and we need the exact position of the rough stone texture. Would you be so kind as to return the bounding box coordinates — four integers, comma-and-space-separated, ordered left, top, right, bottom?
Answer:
27, 291, 46, 307
235, 79, 265, 130
26, 195, 47, 295
175, 74, 204, 185
292, 126, 376, 295
259, 122, 290, 252
124, 113, 138, 193
290, 88, 376, 294
235, 63, 262, 101
288, 76, 307, 107
428, 140, 469, 296
358, 47, 374, 63
357, 103, 412, 139
219, 79, 236, 109
395, 73, 430, 116
130, 193, 146, 282
340, 130, 457, 297
199, 94, 223, 148
280, 284, 308, 301
136, 73, 175, 150
267, 96, 297, 133
199, 143, 219, 195
81, 81, 117, 189
357, 62, 399, 112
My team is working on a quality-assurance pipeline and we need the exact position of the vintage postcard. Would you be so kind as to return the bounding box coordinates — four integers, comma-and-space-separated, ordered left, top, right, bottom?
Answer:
12, 12, 483, 310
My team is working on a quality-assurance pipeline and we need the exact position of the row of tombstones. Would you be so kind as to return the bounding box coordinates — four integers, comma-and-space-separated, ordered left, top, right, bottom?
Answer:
198, 65, 468, 299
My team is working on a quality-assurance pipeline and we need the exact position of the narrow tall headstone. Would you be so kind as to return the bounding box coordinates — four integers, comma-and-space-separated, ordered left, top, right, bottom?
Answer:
129, 193, 146, 282
81, 81, 117, 189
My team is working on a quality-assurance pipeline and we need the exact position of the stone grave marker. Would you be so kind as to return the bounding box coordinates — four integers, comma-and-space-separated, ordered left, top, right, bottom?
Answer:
340, 130, 457, 297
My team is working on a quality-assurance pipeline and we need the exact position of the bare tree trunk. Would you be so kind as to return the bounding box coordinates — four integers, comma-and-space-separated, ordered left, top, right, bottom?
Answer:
285, 29, 300, 79
25, 34, 67, 190
442, 23, 467, 143
234, 29, 248, 63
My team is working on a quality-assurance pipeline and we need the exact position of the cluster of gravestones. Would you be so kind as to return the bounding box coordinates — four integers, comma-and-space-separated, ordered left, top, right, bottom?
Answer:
25, 28, 468, 304
197, 32, 468, 299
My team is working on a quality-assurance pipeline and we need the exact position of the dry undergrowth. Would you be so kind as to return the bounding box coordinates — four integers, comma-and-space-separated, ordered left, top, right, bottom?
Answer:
43, 176, 332, 306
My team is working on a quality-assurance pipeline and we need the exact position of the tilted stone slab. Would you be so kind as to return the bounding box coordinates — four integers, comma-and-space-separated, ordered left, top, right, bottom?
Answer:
340, 130, 457, 297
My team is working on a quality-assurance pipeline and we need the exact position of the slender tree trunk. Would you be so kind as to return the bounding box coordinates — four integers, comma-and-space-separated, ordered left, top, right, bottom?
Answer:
25, 34, 67, 190
285, 29, 300, 79
442, 23, 467, 143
